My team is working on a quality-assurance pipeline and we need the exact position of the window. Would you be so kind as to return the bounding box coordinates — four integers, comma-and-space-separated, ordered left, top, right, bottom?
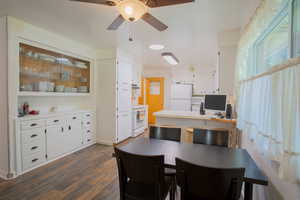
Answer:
292, 0, 300, 57
256, 13, 290, 73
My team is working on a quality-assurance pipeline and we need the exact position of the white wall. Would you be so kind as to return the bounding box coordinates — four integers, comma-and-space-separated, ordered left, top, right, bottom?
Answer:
218, 29, 240, 96
172, 66, 217, 94
0, 16, 9, 179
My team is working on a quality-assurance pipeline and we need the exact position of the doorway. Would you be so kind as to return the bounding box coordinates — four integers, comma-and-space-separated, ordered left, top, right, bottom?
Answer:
146, 77, 164, 124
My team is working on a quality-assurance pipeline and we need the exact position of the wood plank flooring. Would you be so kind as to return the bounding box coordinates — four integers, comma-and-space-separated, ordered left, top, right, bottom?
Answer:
0, 144, 120, 200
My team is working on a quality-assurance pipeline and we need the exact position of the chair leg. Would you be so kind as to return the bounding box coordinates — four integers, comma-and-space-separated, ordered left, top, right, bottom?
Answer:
170, 178, 176, 200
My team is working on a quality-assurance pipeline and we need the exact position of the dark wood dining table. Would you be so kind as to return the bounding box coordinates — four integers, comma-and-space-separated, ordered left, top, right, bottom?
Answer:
116, 137, 268, 200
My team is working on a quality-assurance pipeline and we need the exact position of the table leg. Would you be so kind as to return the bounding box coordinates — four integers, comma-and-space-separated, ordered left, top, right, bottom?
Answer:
244, 182, 253, 200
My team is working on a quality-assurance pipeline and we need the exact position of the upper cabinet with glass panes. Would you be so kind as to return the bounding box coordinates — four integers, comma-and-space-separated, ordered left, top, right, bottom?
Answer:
19, 43, 90, 95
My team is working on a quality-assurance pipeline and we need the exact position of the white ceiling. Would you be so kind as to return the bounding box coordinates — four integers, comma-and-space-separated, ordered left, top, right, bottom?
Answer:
0, 0, 260, 68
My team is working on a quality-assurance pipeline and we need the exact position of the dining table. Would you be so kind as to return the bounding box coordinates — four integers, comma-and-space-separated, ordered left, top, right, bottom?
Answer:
116, 137, 268, 200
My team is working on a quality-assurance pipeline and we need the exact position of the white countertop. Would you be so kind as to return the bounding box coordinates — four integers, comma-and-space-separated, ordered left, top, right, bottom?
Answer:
17, 109, 94, 121
154, 110, 236, 123
154, 110, 216, 120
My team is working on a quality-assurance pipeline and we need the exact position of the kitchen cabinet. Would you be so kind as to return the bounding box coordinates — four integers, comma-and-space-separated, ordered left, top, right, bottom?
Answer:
19, 43, 91, 95
97, 57, 132, 144
16, 110, 95, 175
46, 125, 65, 160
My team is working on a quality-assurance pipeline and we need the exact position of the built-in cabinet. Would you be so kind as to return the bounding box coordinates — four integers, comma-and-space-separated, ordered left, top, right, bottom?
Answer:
16, 110, 95, 173
97, 57, 132, 144
19, 43, 91, 94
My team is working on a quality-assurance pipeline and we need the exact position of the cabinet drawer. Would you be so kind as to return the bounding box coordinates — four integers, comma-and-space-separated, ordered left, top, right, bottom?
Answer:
47, 117, 64, 126
22, 139, 45, 157
83, 112, 93, 119
22, 128, 45, 145
22, 152, 46, 171
21, 120, 45, 130
82, 120, 92, 128
66, 114, 82, 122
83, 129, 92, 135
83, 133, 94, 144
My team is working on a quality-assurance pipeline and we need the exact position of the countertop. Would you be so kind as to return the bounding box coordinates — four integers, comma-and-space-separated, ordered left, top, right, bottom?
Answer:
17, 109, 95, 121
154, 110, 236, 124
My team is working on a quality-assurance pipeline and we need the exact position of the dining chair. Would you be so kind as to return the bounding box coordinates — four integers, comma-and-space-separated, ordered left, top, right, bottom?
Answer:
149, 126, 181, 142
175, 158, 245, 200
114, 147, 175, 200
193, 128, 229, 147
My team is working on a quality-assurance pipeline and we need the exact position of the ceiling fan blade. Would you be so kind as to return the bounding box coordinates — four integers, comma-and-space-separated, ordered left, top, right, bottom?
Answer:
142, 13, 168, 31
146, 0, 194, 8
70, 0, 116, 6
107, 15, 125, 30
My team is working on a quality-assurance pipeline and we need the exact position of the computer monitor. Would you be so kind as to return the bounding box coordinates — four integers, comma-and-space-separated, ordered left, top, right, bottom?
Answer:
204, 95, 227, 111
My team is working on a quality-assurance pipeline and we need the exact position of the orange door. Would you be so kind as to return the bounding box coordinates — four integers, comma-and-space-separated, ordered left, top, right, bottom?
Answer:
146, 77, 164, 124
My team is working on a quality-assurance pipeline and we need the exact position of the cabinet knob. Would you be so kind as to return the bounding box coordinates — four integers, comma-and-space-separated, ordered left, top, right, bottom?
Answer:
68, 125, 71, 130
61, 127, 64, 132
31, 134, 38, 138
54, 120, 59, 123
32, 158, 39, 163
72, 117, 77, 120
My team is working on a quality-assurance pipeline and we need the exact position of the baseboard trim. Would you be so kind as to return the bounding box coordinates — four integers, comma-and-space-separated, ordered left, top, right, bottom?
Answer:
97, 140, 113, 146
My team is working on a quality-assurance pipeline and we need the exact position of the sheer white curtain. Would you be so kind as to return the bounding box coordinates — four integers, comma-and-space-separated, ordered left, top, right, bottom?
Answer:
237, 64, 300, 183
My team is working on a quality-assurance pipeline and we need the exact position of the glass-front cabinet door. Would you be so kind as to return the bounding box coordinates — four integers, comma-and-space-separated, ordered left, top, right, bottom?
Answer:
19, 43, 90, 94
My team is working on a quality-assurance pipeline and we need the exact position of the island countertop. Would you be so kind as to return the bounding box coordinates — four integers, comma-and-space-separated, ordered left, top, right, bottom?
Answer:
154, 110, 236, 124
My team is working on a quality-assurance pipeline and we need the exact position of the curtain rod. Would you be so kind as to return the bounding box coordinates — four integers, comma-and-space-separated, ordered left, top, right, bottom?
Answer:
239, 57, 300, 84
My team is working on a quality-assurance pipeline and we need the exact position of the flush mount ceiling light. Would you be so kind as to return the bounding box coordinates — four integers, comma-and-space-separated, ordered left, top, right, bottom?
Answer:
162, 52, 179, 65
149, 44, 165, 50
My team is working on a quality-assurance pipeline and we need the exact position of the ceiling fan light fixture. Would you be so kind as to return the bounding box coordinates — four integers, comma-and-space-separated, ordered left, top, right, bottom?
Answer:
117, 0, 148, 22
162, 52, 179, 65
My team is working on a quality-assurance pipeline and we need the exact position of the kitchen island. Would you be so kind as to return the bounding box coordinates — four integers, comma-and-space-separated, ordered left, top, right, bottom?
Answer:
154, 110, 239, 147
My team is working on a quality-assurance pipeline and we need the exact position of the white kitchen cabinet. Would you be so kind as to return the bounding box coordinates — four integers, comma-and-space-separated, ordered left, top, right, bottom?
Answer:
16, 110, 95, 175
46, 125, 65, 160
117, 112, 132, 142
97, 56, 133, 145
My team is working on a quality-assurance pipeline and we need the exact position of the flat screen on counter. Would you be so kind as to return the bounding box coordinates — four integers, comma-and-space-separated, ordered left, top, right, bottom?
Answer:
204, 95, 227, 111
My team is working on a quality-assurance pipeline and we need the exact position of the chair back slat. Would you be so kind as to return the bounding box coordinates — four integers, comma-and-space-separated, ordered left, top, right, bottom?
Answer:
193, 128, 229, 147
115, 147, 165, 184
150, 126, 181, 142
176, 158, 245, 200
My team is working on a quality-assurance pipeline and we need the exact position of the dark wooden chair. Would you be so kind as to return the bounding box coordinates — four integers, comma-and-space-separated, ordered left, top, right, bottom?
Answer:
114, 147, 175, 200
149, 126, 181, 142
176, 158, 245, 200
193, 128, 229, 147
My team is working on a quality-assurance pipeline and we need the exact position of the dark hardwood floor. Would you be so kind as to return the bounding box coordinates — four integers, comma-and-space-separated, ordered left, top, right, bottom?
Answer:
0, 144, 120, 200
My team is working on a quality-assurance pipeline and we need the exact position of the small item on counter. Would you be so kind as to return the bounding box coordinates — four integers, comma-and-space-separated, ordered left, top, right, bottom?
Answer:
29, 110, 40, 115
23, 102, 30, 115
18, 106, 25, 117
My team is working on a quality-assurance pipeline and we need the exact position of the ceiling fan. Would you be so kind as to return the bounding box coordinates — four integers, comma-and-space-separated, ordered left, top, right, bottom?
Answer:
70, 0, 195, 31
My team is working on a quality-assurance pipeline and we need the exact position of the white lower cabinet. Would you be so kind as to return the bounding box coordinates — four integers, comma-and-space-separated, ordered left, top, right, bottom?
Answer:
117, 111, 132, 143
18, 110, 95, 173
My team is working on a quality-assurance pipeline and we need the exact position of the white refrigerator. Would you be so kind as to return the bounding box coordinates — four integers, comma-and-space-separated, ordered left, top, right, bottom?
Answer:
170, 83, 193, 111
